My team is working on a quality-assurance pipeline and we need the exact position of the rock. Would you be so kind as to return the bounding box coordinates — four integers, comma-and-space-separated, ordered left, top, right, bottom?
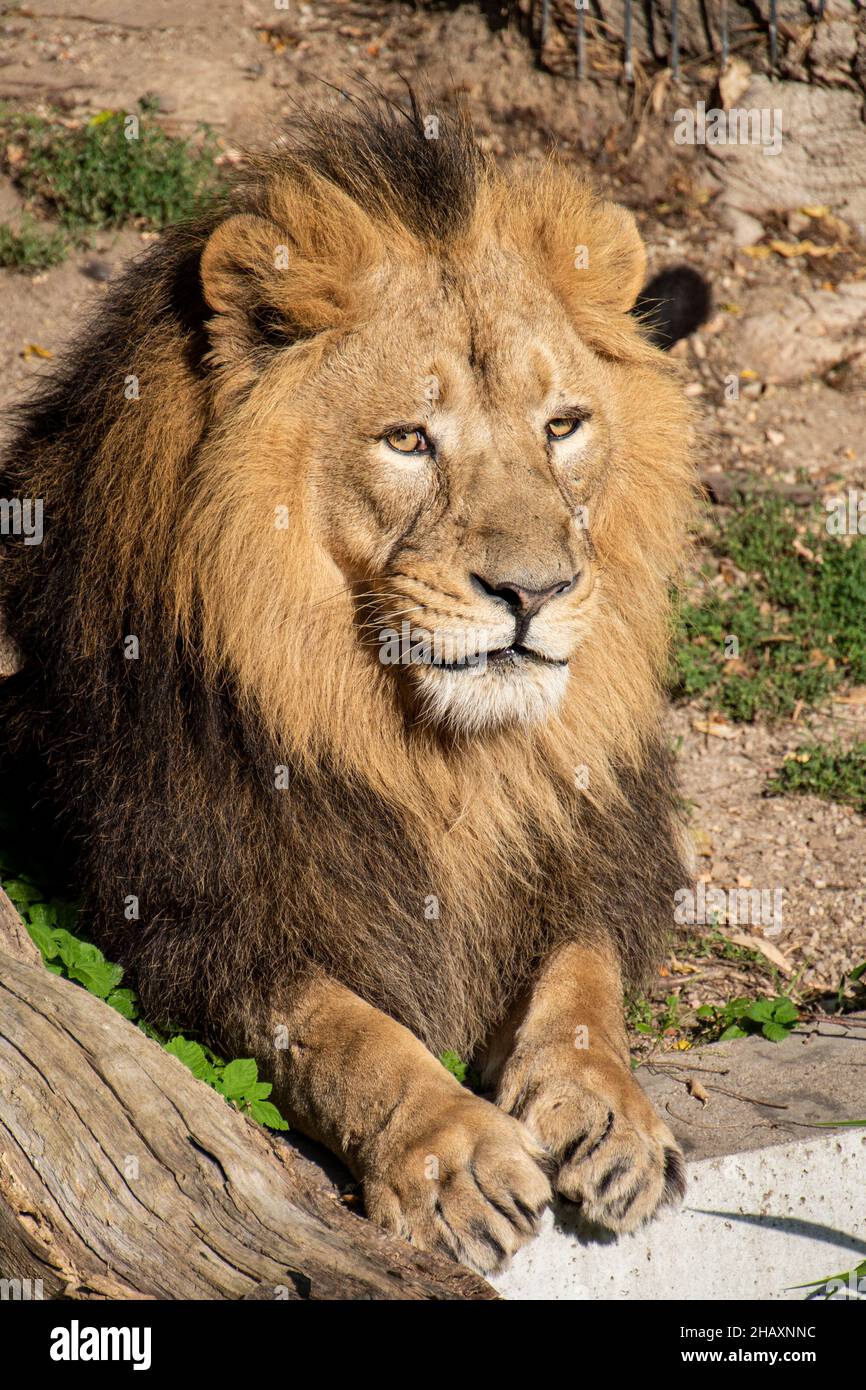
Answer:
723, 206, 765, 248
81, 259, 113, 283
733, 281, 866, 384
710, 78, 866, 239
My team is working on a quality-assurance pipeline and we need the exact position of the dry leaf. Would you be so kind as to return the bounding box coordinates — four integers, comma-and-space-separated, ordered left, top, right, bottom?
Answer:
800, 204, 831, 218
718, 57, 751, 110
687, 1078, 709, 1105
834, 685, 866, 704
691, 827, 713, 858
725, 931, 794, 977
650, 69, 671, 116
769, 239, 842, 259
692, 718, 738, 740
669, 956, 699, 975
21, 343, 53, 360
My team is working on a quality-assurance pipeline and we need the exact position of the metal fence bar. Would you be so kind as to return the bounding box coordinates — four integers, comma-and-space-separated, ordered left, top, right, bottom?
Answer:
670, 0, 680, 80
624, 0, 634, 84
576, 1, 586, 82
533, 0, 822, 84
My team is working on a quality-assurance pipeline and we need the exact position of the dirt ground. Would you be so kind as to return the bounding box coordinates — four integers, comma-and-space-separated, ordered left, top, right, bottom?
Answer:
1, 0, 864, 1024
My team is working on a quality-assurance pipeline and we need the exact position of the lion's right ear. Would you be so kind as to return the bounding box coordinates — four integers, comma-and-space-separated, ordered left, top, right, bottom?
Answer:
200, 207, 376, 368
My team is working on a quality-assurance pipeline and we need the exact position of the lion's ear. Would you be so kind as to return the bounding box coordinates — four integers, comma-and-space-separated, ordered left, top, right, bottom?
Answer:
200, 209, 371, 365
200, 214, 279, 317
508, 174, 649, 354
571, 199, 647, 315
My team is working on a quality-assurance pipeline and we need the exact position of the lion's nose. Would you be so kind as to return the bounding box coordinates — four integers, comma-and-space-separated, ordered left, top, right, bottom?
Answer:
470, 572, 579, 620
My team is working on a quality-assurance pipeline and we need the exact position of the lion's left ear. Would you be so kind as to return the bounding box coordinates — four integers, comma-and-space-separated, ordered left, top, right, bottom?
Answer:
507, 172, 649, 354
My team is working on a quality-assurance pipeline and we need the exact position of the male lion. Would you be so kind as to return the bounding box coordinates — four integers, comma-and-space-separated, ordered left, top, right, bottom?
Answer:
1, 97, 703, 1274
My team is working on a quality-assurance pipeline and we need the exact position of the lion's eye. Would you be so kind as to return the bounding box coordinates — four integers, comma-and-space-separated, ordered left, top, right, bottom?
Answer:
546, 417, 583, 440
384, 427, 431, 455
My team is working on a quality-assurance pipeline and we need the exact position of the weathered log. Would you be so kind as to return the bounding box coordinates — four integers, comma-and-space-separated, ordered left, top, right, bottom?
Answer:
0, 887, 496, 1301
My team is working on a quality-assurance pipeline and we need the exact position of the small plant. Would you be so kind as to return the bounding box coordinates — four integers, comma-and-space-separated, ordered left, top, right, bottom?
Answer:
628, 992, 682, 1039
679, 925, 769, 969
1, 861, 288, 1131
768, 742, 866, 815
835, 960, 866, 1014
791, 1258, 866, 1301
0, 215, 67, 271
2, 104, 223, 231
696, 993, 800, 1043
163, 1040, 288, 1129
440, 1049, 481, 1090
672, 495, 866, 721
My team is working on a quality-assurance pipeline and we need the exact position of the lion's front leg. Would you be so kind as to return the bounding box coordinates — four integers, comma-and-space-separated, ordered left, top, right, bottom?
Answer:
484, 943, 685, 1232
259, 975, 552, 1273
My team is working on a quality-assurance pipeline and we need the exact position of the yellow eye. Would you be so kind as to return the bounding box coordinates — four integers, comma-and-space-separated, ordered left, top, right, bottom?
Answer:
546, 417, 583, 440
384, 427, 431, 455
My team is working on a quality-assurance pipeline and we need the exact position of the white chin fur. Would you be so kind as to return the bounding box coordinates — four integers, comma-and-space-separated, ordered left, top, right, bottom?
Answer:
412, 660, 570, 734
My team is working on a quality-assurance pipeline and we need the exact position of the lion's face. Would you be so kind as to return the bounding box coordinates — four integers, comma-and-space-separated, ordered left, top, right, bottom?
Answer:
199, 153, 691, 747
299, 247, 615, 733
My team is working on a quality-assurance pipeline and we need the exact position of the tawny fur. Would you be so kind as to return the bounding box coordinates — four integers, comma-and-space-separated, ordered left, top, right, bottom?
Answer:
0, 97, 696, 1072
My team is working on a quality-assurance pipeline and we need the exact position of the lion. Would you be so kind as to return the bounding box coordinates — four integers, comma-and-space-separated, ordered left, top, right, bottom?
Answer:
0, 95, 704, 1275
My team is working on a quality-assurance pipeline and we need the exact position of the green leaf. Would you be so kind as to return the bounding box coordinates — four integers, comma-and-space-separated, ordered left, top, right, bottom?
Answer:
247, 1081, 272, 1101
771, 999, 799, 1024
719, 1024, 748, 1040
249, 1099, 289, 1131
745, 999, 775, 1023
51, 930, 124, 997
762, 1022, 792, 1043
813, 1118, 866, 1128
25, 917, 59, 960
28, 901, 58, 929
106, 988, 139, 1021
218, 1058, 258, 1100
440, 1049, 469, 1083
2, 877, 42, 904
165, 1036, 217, 1084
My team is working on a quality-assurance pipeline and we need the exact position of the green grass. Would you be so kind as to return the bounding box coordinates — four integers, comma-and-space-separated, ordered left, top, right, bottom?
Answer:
628, 982, 800, 1049
0, 214, 68, 271
769, 742, 866, 815
1, 103, 223, 232
0, 847, 288, 1132
672, 495, 866, 721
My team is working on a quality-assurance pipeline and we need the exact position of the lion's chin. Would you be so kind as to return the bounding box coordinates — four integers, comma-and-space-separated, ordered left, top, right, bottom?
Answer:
411, 659, 570, 734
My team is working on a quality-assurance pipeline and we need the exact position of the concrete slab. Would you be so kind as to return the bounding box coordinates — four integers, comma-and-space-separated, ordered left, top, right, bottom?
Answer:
492, 1020, 866, 1301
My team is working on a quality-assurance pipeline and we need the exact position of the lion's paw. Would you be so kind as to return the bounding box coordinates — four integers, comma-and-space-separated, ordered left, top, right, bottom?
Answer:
363, 1093, 552, 1274
501, 1057, 685, 1233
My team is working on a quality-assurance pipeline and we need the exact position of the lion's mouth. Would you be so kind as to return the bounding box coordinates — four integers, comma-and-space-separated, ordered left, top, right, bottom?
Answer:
426, 643, 569, 673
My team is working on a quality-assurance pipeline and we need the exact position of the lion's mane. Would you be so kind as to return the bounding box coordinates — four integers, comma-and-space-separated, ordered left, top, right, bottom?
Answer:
0, 97, 695, 1058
